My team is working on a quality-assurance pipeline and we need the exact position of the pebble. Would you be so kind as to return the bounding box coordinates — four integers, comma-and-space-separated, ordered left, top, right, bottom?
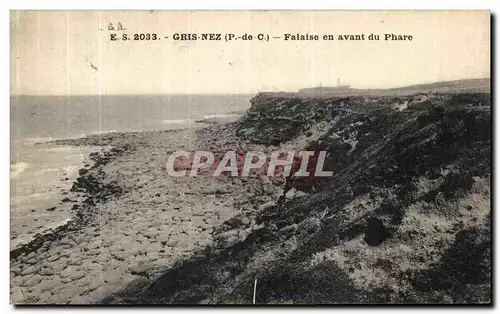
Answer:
130, 264, 150, 276
81, 262, 102, 272
146, 251, 160, 261
103, 271, 122, 284
24, 275, 43, 287
37, 277, 61, 292
111, 251, 126, 261
147, 242, 162, 252
141, 228, 159, 239
11, 287, 28, 304
109, 244, 124, 253
69, 251, 83, 261
24, 258, 39, 265
123, 247, 139, 259
60, 266, 79, 278
87, 240, 102, 250
12, 274, 29, 286
69, 271, 86, 281
11, 267, 22, 276
241, 216, 251, 226
86, 249, 100, 256
20, 265, 40, 276
49, 288, 76, 304
50, 258, 68, 272
40, 266, 55, 276
39, 291, 53, 303
46, 254, 60, 262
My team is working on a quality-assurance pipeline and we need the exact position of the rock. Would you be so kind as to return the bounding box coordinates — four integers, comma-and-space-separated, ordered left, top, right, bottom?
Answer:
219, 229, 238, 240
69, 251, 83, 260
50, 258, 68, 272
109, 244, 124, 253
147, 242, 162, 252
40, 267, 54, 276
68, 259, 82, 266
86, 249, 100, 256
241, 216, 251, 226
38, 277, 61, 292
285, 188, 297, 199
69, 271, 85, 281
141, 228, 159, 239
69, 295, 89, 304
252, 223, 265, 231
146, 251, 160, 261
225, 235, 239, 246
103, 271, 122, 284
166, 238, 179, 247
60, 266, 80, 279
21, 252, 37, 262
111, 251, 126, 261
89, 285, 120, 301
51, 288, 76, 304
59, 238, 77, 247
260, 176, 272, 184
73, 276, 94, 289
21, 294, 40, 304
95, 252, 112, 263
122, 247, 139, 260
121, 241, 139, 251
258, 201, 275, 211
46, 254, 60, 262
224, 217, 245, 229
10, 287, 27, 304
39, 291, 53, 303
81, 261, 102, 272
87, 280, 101, 292
24, 275, 43, 287
25, 258, 38, 265
130, 264, 150, 276
21, 265, 40, 276
87, 240, 103, 250
364, 217, 390, 246
11, 276, 25, 287
11, 267, 22, 276
295, 190, 308, 198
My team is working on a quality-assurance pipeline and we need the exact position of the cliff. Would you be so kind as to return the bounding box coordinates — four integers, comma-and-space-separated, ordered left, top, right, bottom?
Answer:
104, 90, 491, 304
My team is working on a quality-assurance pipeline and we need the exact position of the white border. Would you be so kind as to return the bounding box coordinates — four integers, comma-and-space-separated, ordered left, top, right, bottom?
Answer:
4, 1, 499, 10
2, 1, 497, 313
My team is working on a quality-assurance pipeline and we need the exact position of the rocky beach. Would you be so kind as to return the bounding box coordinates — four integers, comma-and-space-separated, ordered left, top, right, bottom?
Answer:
10, 84, 491, 304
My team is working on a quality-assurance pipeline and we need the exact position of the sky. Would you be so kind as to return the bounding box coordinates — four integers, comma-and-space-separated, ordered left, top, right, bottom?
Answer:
10, 11, 490, 95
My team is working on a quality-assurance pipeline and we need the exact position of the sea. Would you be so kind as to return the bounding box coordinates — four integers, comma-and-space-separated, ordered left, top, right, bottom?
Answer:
10, 94, 252, 248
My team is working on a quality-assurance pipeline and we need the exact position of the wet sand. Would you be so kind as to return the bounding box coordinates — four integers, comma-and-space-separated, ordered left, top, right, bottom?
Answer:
11, 143, 100, 249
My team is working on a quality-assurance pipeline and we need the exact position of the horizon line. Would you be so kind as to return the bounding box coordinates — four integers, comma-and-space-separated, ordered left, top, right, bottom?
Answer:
10, 77, 490, 97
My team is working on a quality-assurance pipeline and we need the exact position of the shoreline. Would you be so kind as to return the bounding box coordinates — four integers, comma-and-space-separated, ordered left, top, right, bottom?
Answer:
9, 117, 238, 251
10, 142, 102, 250
10, 90, 491, 304
10, 121, 272, 304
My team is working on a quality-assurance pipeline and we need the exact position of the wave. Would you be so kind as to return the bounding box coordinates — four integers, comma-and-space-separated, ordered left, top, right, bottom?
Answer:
161, 119, 194, 124
203, 113, 242, 119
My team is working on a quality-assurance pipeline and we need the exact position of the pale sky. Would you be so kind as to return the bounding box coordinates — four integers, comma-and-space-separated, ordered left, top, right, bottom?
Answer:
11, 11, 490, 95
